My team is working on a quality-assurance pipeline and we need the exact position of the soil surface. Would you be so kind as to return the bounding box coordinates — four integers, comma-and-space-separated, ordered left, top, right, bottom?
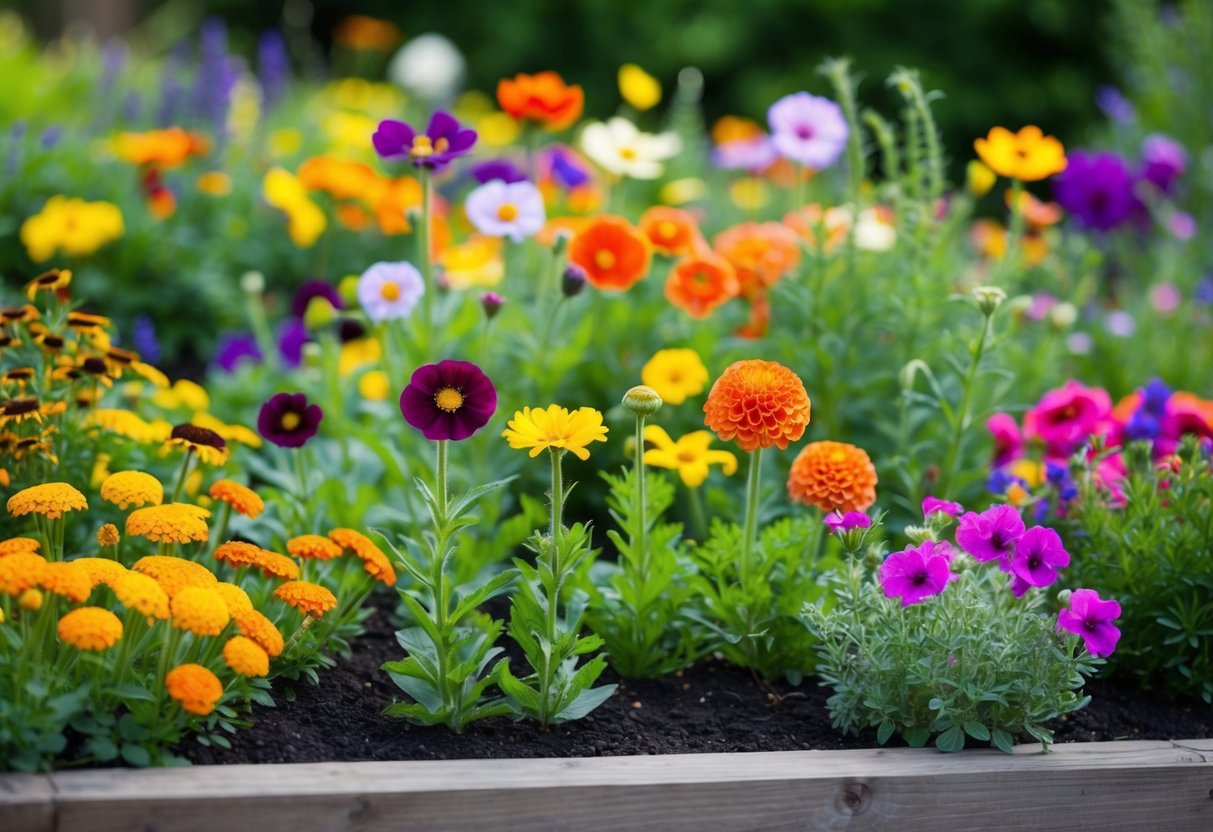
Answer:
185, 593, 1213, 764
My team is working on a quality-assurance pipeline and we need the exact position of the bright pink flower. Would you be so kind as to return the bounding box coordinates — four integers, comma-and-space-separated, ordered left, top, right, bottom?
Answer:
879, 541, 953, 606
955, 505, 1025, 566
986, 413, 1024, 467
1057, 589, 1121, 657
922, 496, 963, 518
823, 510, 872, 533
1023, 381, 1112, 458
1009, 526, 1070, 588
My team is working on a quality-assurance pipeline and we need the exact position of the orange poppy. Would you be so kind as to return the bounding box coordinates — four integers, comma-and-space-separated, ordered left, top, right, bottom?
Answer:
371, 176, 423, 235
113, 128, 208, 167
333, 15, 401, 51
638, 206, 702, 256
713, 222, 801, 295
497, 71, 584, 131
567, 215, 650, 291
298, 156, 381, 201
710, 115, 764, 145
665, 254, 738, 319
336, 202, 373, 231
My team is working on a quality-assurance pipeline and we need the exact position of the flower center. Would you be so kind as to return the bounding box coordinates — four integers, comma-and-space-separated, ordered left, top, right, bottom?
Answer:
619, 146, 637, 161
434, 386, 464, 413
677, 450, 697, 464
281, 412, 301, 431
830, 450, 847, 463
796, 125, 814, 140
410, 136, 435, 158
658, 221, 678, 240
595, 250, 616, 270
380, 281, 402, 302
910, 570, 928, 586
497, 202, 519, 222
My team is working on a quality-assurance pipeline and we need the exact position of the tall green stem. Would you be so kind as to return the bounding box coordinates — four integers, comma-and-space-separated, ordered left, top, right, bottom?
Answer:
938, 312, 995, 498
431, 440, 454, 720
633, 413, 648, 583
1001, 178, 1026, 281
419, 169, 434, 346
549, 449, 564, 548
171, 451, 194, 503
740, 447, 763, 588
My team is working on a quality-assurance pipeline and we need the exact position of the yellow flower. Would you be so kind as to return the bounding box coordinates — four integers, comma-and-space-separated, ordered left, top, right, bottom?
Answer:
151, 379, 210, 412
235, 609, 284, 657
165, 423, 230, 466
87, 409, 171, 444
337, 338, 381, 377
269, 128, 303, 158
0, 537, 40, 557
641, 349, 710, 406
322, 111, 377, 151
212, 582, 253, 617
72, 556, 127, 588
476, 112, 521, 147
113, 571, 170, 619
642, 425, 738, 488
223, 635, 269, 677
0, 551, 47, 596
58, 607, 123, 651
190, 412, 262, 449
359, 370, 390, 402
440, 236, 504, 290
967, 160, 996, 197
132, 555, 218, 597
100, 470, 164, 509
126, 504, 210, 545
24, 267, 72, 301
974, 126, 1067, 182
7, 482, 88, 519
171, 586, 231, 637
263, 168, 326, 247
96, 523, 121, 548
37, 562, 92, 603
208, 480, 265, 519
19, 587, 42, 610
19, 196, 124, 263
502, 405, 609, 461
197, 171, 232, 195
618, 63, 661, 111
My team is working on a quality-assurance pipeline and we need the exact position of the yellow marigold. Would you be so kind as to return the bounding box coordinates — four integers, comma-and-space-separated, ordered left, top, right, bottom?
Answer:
0, 537, 40, 557
100, 470, 164, 509
223, 635, 270, 677
126, 503, 210, 544
702, 360, 811, 453
38, 562, 92, 603
786, 440, 878, 514
0, 550, 48, 595
165, 663, 223, 716
360, 547, 397, 586
7, 482, 88, 519
113, 571, 170, 619
208, 479, 264, 518
974, 125, 1067, 182
502, 405, 609, 461
58, 607, 123, 651
273, 580, 338, 618
19, 587, 43, 610
212, 582, 254, 617
97, 523, 121, 547
235, 609, 285, 657
171, 586, 231, 636
72, 556, 128, 588
213, 541, 301, 580
641, 349, 710, 406
287, 534, 343, 561
132, 555, 218, 597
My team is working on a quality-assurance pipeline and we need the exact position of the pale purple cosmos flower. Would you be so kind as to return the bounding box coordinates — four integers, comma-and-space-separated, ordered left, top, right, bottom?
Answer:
922, 497, 963, 518
767, 92, 849, 170
1095, 86, 1134, 125
1168, 211, 1196, 240
879, 541, 952, 606
823, 510, 871, 533
955, 505, 1025, 566
465, 179, 546, 242
372, 111, 477, 171
1140, 134, 1187, 194
1057, 589, 1121, 657
1009, 526, 1070, 588
358, 262, 425, 322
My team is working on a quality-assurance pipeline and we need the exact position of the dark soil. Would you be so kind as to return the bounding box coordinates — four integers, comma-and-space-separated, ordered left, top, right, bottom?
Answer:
185, 593, 1213, 765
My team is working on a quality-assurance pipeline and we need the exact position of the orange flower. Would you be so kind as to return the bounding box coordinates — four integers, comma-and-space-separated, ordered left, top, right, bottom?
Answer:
783, 204, 848, 253
0, 537, 40, 557
58, 607, 123, 651
170, 586, 231, 637
273, 580, 338, 618
974, 126, 1067, 182
131, 555, 218, 597
0, 550, 47, 596
37, 562, 92, 603
208, 480, 264, 519
165, 663, 224, 716
112, 128, 209, 167
497, 71, 584, 131
713, 222, 801, 295
787, 440, 878, 514
223, 635, 270, 677
703, 360, 811, 453
287, 534, 343, 561
665, 254, 739, 319
638, 206, 702, 256
235, 609, 285, 657
371, 177, 422, 235
298, 156, 380, 200
213, 541, 300, 580
568, 215, 651, 292
329, 528, 397, 586
333, 15, 401, 50
735, 293, 772, 340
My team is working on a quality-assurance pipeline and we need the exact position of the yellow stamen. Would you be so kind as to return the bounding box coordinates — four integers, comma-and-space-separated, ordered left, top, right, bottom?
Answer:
595, 250, 616, 270
497, 203, 518, 222
658, 220, 678, 240
380, 282, 401, 302
619, 146, 637, 161
281, 412, 301, 431
434, 387, 464, 413
410, 136, 434, 158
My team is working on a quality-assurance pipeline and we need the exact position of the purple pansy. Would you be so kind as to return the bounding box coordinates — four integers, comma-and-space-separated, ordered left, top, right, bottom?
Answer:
399, 360, 497, 442
471, 159, 528, 184
277, 318, 309, 368
291, 279, 344, 318
879, 540, 953, 606
1057, 589, 1122, 657
213, 331, 262, 373
955, 505, 1025, 566
922, 496, 963, 518
1008, 526, 1070, 589
767, 92, 849, 170
372, 111, 477, 170
1140, 134, 1187, 195
1052, 151, 1141, 232
823, 510, 872, 533
258, 392, 323, 448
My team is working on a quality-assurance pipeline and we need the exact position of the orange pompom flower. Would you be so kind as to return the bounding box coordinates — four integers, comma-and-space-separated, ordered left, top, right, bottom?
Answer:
1, 551, 48, 596
235, 609, 285, 657
497, 71, 584, 131
214, 541, 300, 580
0, 537, 41, 557
7, 482, 88, 519
568, 216, 651, 292
38, 562, 93, 603
703, 360, 812, 453
171, 586, 231, 637
212, 582, 254, 617
208, 480, 264, 519
665, 254, 740, 319
72, 557, 128, 589
131, 555, 218, 597
713, 222, 802, 295
223, 635, 270, 677
58, 607, 123, 651
329, 528, 397, 586
638, 206, 702, 256
273, 580, 338, 618
113, 571, 170, 620
125, 503, 210, 544
165, 663, 224, 716
787, 440, 878, 514
100, 470, 164, 509
287, 534, 344, 561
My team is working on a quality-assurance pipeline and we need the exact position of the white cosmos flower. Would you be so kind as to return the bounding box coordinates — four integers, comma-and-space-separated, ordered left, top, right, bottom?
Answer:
387, 34, 465, 101
464, 180, 546, 243
580, 117, 681, 180
358, 261, 425, 322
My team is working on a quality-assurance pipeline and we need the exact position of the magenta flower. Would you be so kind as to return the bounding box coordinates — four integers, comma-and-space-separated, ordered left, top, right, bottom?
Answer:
955, 505, 1025, 566
879, 541, 952, 606
823, 510, 872, 533
1057, 589, 1122, 657
258, 392, 323, 448
986, 412, 1024, 467
1024, 381, 1112, 459
399, 360, 497, 442
767, 92, 848, 170
1008, 526, 1070, 589
922, 496, 963, 518
372, 111, 477, 170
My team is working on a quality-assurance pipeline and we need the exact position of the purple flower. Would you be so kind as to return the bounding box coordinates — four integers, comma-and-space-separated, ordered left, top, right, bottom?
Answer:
561, 264, 587, 297
955, 505, 1025, 565
291, 279, 344, 318
1052, 151, 1141, 232
257, 30, 290, 113
465, 180, 545, 242
372, 111, 476, 171
399, 360, 497, 442
1095, 86, 1135, 125
480, 292, 504, 320
1057, 589, 1122, 657
713, 135, 779, 172
767, 92, 848, 170
1140, 134, 1186, 195
1009, 526, 1070, 589
879, 541, 952, 606
131, 314, 160, 364
546, 147, 590, 189
277, 318, 309, 368
823, 510, 872, 533
1168, 211, 1196, 240
1141, 378, 1172, 415
1194, 276, 1213, 307
922, 496, 963, 518
471, 159, 528, 184
192, 18, 238, 140
258, 392, 323, 448
213, 331, 263, 373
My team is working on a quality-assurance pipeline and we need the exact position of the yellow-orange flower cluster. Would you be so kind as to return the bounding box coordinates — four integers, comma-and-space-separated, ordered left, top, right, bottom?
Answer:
329, 528, 397, 586
786, 440, 879, 514
0, 537, 40, 557
273, 580, 338, 618
212, 582, 254, 617
126, 503, 210, 544
223, 635, 270, 677
38, 562, 92, 603
7, 482, 88, 519
165, 663, 224, 716
58, 607, 124, 651
72, 557, 128, 589
113, 571, 171, 619
287, 534, 343, 561
208, 480, 264, 518
214, 541, 301, 580
235, 610, 285, 657
703, 360, 812, 453
100, 470, 164, 509
131, 555, 218, 597
0, 550, 48, 595
170, 586, 231, 637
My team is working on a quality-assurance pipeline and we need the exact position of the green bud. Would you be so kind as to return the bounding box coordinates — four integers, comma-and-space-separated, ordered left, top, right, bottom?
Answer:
972, 285, 1007, 316
622, 385, 663, 416
338, 274, 361, 306
303, 296, 337, 330
240, 270, 265, 294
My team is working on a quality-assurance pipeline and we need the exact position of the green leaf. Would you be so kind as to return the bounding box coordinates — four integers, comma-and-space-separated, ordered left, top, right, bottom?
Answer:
876, 720, 895, 745
935, 725, 965, 753
963, 721, 990, 741
903, 727, 930, 748
555, 684, 616, 722
992, 729, 1014, 755
121, 743, 152, 767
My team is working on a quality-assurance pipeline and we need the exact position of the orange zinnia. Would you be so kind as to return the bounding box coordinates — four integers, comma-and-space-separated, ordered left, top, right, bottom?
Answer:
638, 206, 702, 256
703, 360, 811, 453
786, 440, 878, 514
497, 71, 584, 131
665, 254, 739, 319
713, 222, 801, 295
568, 215, 651, 292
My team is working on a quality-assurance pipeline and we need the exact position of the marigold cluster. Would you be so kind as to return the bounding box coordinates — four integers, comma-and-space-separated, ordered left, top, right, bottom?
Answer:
329, 528, 397, 585
96, 523, 121, 547
58, 607, 124, 651
38, 562, 92, 603
113, 571, 171, 619
0, 551, 48, 595
0, 537, 40, 557
208, 479, 265, 518
223, 635, 270, 677
287, 534, 344, 561
235, 609, 285, 657
165, 663, 224, 716
7, 482, 88, 519
787, 440, 879, 514
273, 580, 338, 618
126, 503, 210, 544
213, 582, 254, 617
214, 541, 301, 580
703, 360, 812, 452
100, 470, 164, 509
73, 557, 128, 589
132, 555, 218, 597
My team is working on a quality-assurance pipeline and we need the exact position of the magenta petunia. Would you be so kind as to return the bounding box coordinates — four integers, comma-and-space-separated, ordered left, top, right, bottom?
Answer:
823, 510, 872, 533
955, 505, 1025, 566
879, 540, 952, 606
1008, 525, 1070, 589
1023, 381, 1113, 459
986, 412, 1024, 468
399, 360, 497, 441
1057, 588, 1122, 657
257, 392, 324, 448
372, 110, 477, 171
921, 496, 963, 518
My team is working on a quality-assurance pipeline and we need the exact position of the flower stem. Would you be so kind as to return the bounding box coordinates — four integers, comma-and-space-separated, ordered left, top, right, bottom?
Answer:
1002, 177, 1026, 280
419, 168, 434, 348
633, 412, 649, 585
295, 446, 310, 530
171, 450, 194, 503
740, 447, 763, 588
549, 448, 564, 548
938, 310, 996, 498
431, 439, 455, 724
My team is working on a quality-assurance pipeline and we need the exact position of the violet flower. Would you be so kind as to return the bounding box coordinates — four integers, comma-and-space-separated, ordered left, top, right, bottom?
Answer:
922, 496, 963, 518
546, 147, 591, 189
258, 392, 323, 448
1052, 151, 1141, 233
213, 331, 262, 373
399, 360, 497, 441
471, 159, 528, 184
292, 279, 344, 318
277, 318, 309, 368
879, 541, 952, 606
1140, 134, 1187, 195
823, 510, 872, 533
1057, 589, 1121, 657
955, 505, 1025, 566
1008, 526, 1070, 589
766, 92, 848, 170
372, 111, 477, 170
192, 18, 238, 140
257, 30, 290, 114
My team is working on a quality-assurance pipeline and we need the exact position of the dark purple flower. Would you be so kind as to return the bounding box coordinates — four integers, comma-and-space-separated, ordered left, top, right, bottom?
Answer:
399, 360, 497, 442
257, 30, 290, 113
277, 318, 309, 368
471, 159, 528, 184
921, 496, 963, 518
480, 292, 504, 320
955, 505, 1025, 565
291, 280, 344, 318
1057, 589, 1121, 657
1095, 86, 1135, 125
338, 318, 367, 343
1009, 526, 1069, 588
1140, 134, 1187, 195
879, 541, 952, 606
561, 264, 587, 297
213, 331, 263, 373
1052, 151, 1141, 232
372, 111, 476, 171
258, 392, 323, 448
823, 510, 871, 533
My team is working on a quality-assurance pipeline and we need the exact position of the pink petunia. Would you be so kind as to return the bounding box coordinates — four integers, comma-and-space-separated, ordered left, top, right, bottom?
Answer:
879, 540, 953, 606
1057, 589, 1122, 657
1023, 381, 1113, 458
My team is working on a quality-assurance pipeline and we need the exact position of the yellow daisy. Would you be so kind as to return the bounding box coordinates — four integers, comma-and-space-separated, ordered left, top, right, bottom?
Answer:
642, 425, 738, 488
502, 405, 609, 461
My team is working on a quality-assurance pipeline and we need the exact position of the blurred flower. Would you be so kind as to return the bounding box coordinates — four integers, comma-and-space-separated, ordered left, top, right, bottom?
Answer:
465, 179, 545, 242
966, 160, 996, 196
787, 440, 877, 514
334, 15, 401, 51
100, 470, 163, 510
1024, 381, 1112, 458
561, 264, 587, 297
543, 145, 592, 189
783, 205, 848, 254
209, 480, 264, 519
291, 280, 344, 319
879, 541, 952, 606
372, 111, 477, 171
1066, 332, 1093, 355
922, 497, 964, 518
642, 425, 736, 487
277, 319, 309, 368
257, 30, 290, 112
767, 92, 848, 169
387, 34, 465, 101
258, 392, 323, 448
641, 348, 709, 405
1167, 211, 1196, 240
1057, 589, 1121, 657
497, 71, 584, 130
20, 196, 124, 263
167, 423, 229, 466
974, 125, 1067, 181
1149, 281, 1181, 314
713, 222, 801, 294
358, 261, 425, 321
192, 18, 238, 139
638, 206, 701, 256
1103, 310, 1136, 338
399, 360, 498, 441
568, 215, 651, 291
503, 405, 608, 461
704, 360, 810, 453
713, 134, 779, 173
1052, 151, 1140, 232
112, 127, 208, 167
1195, 276, 1213, 306
1140, 133, 1187, 195
1095, 86, 1134, 125
580, 117, 680, 180
262, 168, 326, 247
480, 291, 504, 319
471, 159, 528, 184
664, 253, 739, 319
441, 236, 504, 289
986, 412, 1024, 467
823, 510, 872, 533
618, 64, 661, 111
166, 663, 224, 715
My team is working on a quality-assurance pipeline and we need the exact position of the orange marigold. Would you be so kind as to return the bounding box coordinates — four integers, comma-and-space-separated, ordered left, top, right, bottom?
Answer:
0, 550, 48, 595
235, 609, 285, 657
99, 470, 164, 509
96, 523, 121, 547
497, 71, 584, 131
359, 547, 397, 587
286, 534, 343, 561
126, 503, 209, 544
786, 440, 879, 514
214, 541, 300, 580
165, 663, 223, 716
273, 580, 338, 618
212, 582, 254, 617
638, 206, 702, 256
328, 528, 396, 585
665, 254, 740, 319
113, 571, 171, 619
72, 556, 128, 588
207, 479, 265, 519
568, 216, 651, 292
703, 360, 812, 453
713, 222, 801, 295
223, 635, 270, 677
132, 555, 218, 597
0, 537, 40, 557
171, 586, 231, 636
58, 606, 123, 651
7, 482, 88, 519
38, 561, 92, 603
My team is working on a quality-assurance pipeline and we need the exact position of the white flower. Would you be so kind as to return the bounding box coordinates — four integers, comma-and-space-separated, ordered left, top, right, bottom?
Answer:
358, 261, 425, 322
387, 34, 465, 101
853, 207, 896, 251
580, 117, 681, 180
464, 180, 546, 243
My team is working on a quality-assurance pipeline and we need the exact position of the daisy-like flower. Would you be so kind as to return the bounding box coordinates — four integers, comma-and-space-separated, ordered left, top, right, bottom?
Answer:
166, 423, 230, 466
126, 504, 210, 545
787, 441, 879, 514
767, 92, 849, 170
372, 110, 477, 171
399, 360, 497, 441
165, 663, 224, 716
703, 360, 811, 453
100, 470, 164, 509
502, 405, 609, 461
7, 482, 88, 519
974, 125, 1067, 182
642, 425, 737, 488
641, 349, 710, 406
0, 398, 46, 428
580, 117, 681, 180
208, 480, 264, 519
24, 267, 72, 300
464, 180, 546, 242
638, 206, 702, 256
357, 261, 424, 322
257, 392, 323, 448
274, 579, 338, 618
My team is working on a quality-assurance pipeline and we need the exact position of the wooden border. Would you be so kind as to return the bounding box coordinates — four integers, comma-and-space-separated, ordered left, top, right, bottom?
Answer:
3, 739, 1211, 831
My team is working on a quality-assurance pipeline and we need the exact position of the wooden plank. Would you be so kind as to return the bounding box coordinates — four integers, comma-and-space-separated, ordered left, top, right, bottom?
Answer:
30, 739, 1211, 832
0, 773, 55, 832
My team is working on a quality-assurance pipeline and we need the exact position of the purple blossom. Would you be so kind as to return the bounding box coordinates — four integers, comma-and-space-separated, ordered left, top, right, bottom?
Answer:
471, 159, 528, 184
131, 314, 160, 364
277, 318, 309, 368
1008, 526, 1070, 589
823, 510, 872, 533
1168, 211, 1196, 240
399, 360, 497, 442
1052, 151, 1141, 233
561, 264, 587, 297
372, 111, 476, 171
1140, 134, 1187, 195
767, 92, 849, 170
192, 18, 238, 140
258, 392, 323, 448
921, 496, 963, 518
480, 292, 504, 319
879, 541, 953, 606
1095, 86, 1135, 125
157, 42, 190, 126
291, 279, 344, 318
713, 135, 779, 172
39, 126, 62, 150
120, 91, 140, 124
955, 505, 1025, 566
545, 146, 590, 189
213, 331, 262, 373
1195, 276, 1213, 306
1057, 589, 1122, 657
257, 30, 290, 113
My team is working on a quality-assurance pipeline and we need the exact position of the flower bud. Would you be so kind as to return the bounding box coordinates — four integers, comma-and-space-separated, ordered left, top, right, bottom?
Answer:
622, 385, 663, 416
1057, 588, 1072, 606
338, 274, 361, 306
972, 285, 1007, 316
19, 588, 43, 611
481, 292, 504, 320
97, 523, 120, 547
300, 340, 323, 369
303, 296, 336, 330
903, 524, 935, 545
551, 228, 573, 255
1049, 302, 1077, 329
561, 264, 588, 297
240, 270, 265, 294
